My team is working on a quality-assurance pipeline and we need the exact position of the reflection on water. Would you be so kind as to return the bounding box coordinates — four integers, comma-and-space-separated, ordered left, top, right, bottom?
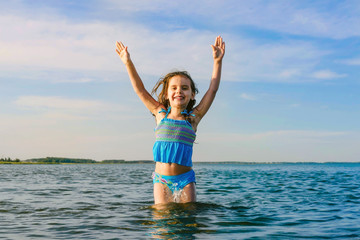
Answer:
144, 202, 218, 239
150, 203, 199, 239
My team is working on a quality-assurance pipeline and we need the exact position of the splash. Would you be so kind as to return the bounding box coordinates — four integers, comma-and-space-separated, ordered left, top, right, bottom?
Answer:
172, 189, 184, 203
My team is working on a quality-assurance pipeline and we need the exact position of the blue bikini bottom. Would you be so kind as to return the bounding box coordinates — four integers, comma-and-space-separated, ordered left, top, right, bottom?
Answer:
152, 170, 196, 193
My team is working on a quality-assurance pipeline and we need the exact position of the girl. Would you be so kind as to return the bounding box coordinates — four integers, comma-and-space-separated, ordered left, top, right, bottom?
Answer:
115, 36, 225, 204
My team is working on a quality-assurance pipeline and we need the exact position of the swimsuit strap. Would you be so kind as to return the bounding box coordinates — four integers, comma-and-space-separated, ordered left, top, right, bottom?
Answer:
159, 106, 196, 119
158, 106, 171, 118
181, 109, 195, 117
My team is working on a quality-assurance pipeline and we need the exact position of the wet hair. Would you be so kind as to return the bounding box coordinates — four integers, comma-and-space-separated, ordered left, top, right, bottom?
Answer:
151, 71, 199, 114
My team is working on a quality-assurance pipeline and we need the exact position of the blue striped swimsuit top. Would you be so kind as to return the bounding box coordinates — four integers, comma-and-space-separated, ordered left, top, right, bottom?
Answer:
153, 107, 196, 167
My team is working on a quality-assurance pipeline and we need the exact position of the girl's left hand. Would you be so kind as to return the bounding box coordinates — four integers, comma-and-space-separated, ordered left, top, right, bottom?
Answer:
116, 41, 131, 65
211, 36, 225, 62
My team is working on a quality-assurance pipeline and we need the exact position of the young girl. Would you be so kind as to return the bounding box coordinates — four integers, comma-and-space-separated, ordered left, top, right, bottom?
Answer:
115, 36, 225, 204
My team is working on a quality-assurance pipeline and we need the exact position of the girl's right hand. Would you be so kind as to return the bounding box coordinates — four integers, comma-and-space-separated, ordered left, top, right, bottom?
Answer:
211, 36, 225, 62
116, 41, 131, 65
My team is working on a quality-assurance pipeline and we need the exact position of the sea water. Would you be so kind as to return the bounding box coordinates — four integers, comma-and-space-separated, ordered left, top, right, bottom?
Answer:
1, 163, 360, 239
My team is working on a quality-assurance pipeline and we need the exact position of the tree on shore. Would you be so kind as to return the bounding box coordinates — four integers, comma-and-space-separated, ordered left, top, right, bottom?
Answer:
26, 157, 97, 164
0, 158, 20, 162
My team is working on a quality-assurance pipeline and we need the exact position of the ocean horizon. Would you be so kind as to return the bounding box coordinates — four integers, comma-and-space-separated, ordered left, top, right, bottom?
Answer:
2, 156, 360, 165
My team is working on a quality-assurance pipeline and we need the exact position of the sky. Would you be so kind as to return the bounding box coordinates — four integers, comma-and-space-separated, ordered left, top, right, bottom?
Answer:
1, 0, 359, 162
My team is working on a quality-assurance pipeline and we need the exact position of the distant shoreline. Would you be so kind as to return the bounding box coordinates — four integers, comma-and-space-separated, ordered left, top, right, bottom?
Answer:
1, 157, 359, 165
1, 162, 360, 165
0, 161, 154, 165
0, 157, 152, 165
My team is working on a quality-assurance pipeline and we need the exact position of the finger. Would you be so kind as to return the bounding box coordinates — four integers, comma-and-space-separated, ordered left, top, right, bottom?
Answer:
116, 48, 121, 55
116, 41, 123, 50
117, 41, 126, 51
120, 41, 126, 49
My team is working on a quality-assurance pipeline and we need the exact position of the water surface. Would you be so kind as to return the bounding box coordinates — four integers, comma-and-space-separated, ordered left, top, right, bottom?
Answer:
1, 163, 360, 239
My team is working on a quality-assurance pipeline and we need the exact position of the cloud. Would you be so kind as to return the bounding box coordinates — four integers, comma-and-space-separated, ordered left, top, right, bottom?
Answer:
15, 96, 105, 110
0, 14, 121, 72
104, 0, 360, 39
0, 13, 217, 82
279, 69, 301, 78
339, 58, 360, 66
54, 77, 96, 83
225, 38, 328, 83
13, 96, 126, 119
2, 0, 351, 87
1, 1, 346, 85
240, 93, 257, 101
0, 108, 155, 161
194, 130, 360, 162
251, 130, 348, 140
201, 130, 348, 142
311, 70, 347, 79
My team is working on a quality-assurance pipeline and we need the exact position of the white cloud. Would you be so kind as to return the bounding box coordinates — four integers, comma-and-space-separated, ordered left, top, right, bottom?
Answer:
240, 93, 257, 101
0, 110, 155, 161
252, 130, 348, 139
340, 58, 360, 66
194, 130, 360, 162
225, 38, 328, 83
0, 15, 121, 72
200, 130, 348, 142
54, 78, 96, 83
104, 0, 360, 39
0, 13, 217, 82
0, 1, 358, 84
279, 69, 301, 78
0, 2, 342, 85
15, 96, 105, 110
13, 96, 127, 119
103, 0, 177, 12
311, 70, 347, 79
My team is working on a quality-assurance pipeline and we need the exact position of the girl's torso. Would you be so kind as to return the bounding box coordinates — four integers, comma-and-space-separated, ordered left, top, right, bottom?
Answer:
153, 107, 196, 175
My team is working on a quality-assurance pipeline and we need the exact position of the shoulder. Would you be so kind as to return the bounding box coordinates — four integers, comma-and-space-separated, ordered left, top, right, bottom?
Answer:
192, 108, 204, 121
154, 105, 167, 125
188, 108, 203, 132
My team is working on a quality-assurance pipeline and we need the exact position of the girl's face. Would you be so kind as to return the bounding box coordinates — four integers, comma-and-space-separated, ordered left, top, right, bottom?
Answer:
166, 75, 194, 109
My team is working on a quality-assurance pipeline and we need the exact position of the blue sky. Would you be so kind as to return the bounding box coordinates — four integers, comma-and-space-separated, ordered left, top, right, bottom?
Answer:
1, 0, 359, 162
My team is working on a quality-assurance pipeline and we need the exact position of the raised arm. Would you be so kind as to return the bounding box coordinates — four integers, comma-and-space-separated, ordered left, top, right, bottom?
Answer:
116, 41, 161, 115
194, 36, 225, 120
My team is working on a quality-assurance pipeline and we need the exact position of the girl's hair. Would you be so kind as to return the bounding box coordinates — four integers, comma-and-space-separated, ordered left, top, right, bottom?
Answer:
151, 71, 199, 114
